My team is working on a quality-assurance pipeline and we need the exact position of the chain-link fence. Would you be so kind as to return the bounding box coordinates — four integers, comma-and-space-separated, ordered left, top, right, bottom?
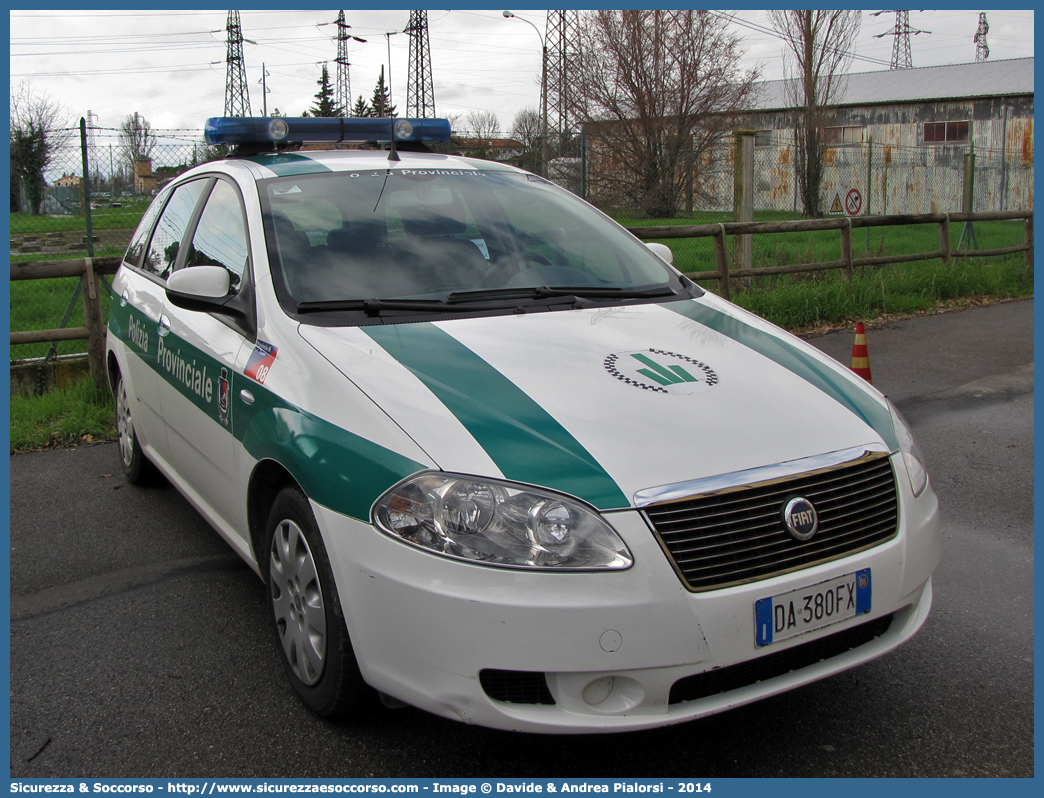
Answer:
11, 125, 204, 361
749, 132, 1033, 218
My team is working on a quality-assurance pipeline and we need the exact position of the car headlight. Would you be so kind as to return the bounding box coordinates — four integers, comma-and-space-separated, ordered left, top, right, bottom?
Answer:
373, 473, 633, 570
887, 399, 929, 497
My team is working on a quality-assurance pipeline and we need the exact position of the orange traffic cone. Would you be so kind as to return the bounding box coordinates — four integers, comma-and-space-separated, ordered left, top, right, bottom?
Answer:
850, 322, 872, 383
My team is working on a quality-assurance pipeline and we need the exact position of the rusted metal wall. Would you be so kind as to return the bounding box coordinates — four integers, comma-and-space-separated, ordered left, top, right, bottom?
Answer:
737, 96, 1034, 216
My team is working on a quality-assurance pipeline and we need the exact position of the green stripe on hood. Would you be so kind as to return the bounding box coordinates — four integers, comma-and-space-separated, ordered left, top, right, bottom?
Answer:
668, 300, 899, 450
364, 323, 630, 510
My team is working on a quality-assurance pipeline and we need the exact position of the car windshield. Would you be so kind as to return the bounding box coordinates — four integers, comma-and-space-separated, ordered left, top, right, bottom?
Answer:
259, 167, 690, 317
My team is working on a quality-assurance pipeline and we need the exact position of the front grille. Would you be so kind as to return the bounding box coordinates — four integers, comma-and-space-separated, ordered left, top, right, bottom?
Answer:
644, 453, 899, 591
669, 613, 893, 704
479, 669, 555, 705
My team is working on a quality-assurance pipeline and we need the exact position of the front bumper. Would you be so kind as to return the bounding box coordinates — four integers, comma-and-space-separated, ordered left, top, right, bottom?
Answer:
314, 477, 940, 733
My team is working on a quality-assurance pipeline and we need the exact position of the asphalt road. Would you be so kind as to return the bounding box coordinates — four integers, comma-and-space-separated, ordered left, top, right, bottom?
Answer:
8, 299, 1034, 778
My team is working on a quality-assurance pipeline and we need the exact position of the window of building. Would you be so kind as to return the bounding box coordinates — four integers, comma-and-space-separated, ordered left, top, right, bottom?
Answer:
924, 120, 969, 143
824, 126, 863, 146
753, 130, 773, 148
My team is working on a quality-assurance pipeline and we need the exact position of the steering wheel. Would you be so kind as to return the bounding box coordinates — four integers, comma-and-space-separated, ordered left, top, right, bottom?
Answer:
516, 251, 552, 266
476, 252, 554, 288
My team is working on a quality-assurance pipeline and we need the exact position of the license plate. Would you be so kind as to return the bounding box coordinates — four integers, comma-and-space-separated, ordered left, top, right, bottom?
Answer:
754, 569, 871, 647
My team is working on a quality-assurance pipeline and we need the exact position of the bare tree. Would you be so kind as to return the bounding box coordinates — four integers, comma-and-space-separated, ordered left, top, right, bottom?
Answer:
119, 112, 157, 176
466, 110, 500, 142
768, 10, 861, 218
572, 10, 758, 217
10, 82, 70, 214
511, 107, 543, 173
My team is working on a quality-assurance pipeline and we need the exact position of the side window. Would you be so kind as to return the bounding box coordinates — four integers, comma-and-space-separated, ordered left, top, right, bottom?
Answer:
143, 179, 209, 280
124, 185, 172, 268
182, 180, 249, 293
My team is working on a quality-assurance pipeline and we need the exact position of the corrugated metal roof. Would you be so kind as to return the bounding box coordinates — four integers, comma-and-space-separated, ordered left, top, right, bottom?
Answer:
751, 57, 1034, 110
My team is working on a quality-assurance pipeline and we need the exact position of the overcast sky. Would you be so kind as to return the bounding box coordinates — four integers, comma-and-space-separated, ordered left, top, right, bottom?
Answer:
10, 8, 1036, 141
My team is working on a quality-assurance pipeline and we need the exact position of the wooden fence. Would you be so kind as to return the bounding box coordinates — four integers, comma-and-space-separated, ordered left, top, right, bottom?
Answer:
628, 209, 1034, 300
10, 256, 120, 390
9, 209, 1035, 391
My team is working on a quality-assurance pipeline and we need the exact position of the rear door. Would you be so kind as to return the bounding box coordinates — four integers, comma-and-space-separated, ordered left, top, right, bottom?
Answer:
111, 178, 210, 467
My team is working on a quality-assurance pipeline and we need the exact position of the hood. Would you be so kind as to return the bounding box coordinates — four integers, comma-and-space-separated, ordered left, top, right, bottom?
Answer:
299, 295, 895, 511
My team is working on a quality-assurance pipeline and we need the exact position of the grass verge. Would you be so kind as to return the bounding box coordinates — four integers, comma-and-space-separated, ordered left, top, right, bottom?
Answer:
10, 377, 116, 452
725, 256, 1034, 332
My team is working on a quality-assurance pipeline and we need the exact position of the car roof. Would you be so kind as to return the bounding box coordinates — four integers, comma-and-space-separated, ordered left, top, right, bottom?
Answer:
204, 148, 525, 181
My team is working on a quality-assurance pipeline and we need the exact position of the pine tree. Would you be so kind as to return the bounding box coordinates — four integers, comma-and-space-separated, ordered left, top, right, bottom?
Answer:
351, 95, 371, 118
309, 63, 342, 118
370, 67, 396, 118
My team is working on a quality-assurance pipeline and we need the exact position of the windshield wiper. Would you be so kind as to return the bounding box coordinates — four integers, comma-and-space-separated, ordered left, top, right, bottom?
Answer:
446, 285, 678, 303
295, 297, 452, 316
295, 285, 682, 317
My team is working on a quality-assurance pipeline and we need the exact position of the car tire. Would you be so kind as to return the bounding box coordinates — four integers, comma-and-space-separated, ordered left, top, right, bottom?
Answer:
266, 486, 371, 718
115, 373, 160, 485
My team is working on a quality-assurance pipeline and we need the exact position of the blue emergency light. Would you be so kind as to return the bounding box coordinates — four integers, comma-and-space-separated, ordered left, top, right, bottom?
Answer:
204, 116, 451, 147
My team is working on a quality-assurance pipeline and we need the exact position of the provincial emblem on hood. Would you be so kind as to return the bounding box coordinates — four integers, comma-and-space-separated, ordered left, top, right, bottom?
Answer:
605, 349, 718, 395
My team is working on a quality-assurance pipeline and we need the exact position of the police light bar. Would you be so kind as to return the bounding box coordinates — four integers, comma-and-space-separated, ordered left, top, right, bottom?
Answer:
204, 117, 451, 147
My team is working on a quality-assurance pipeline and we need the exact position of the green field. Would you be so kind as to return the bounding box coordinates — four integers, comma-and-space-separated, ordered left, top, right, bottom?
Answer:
11, 199, 150, 233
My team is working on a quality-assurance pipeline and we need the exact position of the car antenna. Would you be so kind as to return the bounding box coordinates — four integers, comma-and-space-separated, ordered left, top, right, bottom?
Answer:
388, 118, 400, 162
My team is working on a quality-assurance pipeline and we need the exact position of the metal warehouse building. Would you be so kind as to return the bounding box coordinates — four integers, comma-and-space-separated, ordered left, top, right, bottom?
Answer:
736, 57, 1034, 215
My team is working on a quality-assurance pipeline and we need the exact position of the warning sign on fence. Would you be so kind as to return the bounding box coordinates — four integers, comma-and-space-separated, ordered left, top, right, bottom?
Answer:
845, 188, 863, 216
829, 189, 863, 216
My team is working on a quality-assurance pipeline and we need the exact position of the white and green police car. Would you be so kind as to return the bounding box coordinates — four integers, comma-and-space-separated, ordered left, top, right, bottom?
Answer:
106, 116, 939, 733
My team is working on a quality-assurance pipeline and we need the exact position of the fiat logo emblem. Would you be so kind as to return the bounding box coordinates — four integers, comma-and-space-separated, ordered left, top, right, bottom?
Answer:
782, 497, 819, 541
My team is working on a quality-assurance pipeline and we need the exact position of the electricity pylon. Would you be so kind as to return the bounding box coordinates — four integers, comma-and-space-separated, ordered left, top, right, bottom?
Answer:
405, 11, 436, 117
872, 10, 931, 70
335, 11, 366, 115
974, 13, 990, 62
545, 10, 581, 151
224, 11, 251, 116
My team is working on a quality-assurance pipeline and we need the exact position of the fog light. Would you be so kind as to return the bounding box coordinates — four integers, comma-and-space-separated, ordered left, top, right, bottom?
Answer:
582, 676, 615, 706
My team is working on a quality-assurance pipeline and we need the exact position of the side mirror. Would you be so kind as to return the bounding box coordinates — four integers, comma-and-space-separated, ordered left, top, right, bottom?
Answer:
645, 241, 674, 266
164, 265, 257, 339
166, 265, 231, 299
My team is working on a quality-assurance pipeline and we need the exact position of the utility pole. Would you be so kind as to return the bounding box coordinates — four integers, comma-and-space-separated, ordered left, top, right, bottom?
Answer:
503, 11, 547, 177
257, 63, 270, 117
974, 13, 990, 62
406, 11, 436, 118
86, 110, 99, 192
224, 11, 251, 116
872, 10, 930, 70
